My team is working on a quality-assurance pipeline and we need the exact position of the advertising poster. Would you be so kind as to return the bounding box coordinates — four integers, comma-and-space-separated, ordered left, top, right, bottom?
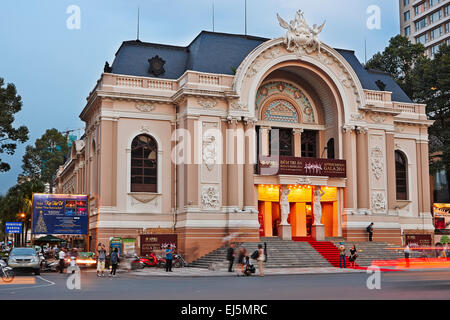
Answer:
32, 193, 89, 235
140, 234, 178, 256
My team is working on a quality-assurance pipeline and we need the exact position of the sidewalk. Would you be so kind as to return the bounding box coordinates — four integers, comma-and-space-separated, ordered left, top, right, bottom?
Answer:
127, 266, 368, 277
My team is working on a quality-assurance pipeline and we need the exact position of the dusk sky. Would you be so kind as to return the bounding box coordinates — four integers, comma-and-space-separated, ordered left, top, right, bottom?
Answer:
0, 0, 400, 194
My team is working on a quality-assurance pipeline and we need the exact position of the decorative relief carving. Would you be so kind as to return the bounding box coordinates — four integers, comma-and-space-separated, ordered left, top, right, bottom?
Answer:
370, 147, 384, 180
296, 177, 311, 185
262, 46, 282, 59
350, 113, 365, 121
201, 185, 220, 209
370, 114, 386, 123
371, 192, 386, 212
140, 125, 151, 133
202, 134, 217, 171
197, 97, 217, 109
135, 103, 155, 112
230, 101, 247, 110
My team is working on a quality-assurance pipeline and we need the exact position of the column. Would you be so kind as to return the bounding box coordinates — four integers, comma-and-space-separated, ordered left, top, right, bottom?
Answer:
186, 117, 199, 206
227, 118, 239, 209
244, 119, 256, 211
263, 201, 273, 237
356, 126, 369, 211
293, 128, 303, 157
386, 132, 396, 211
260, 126, 270, 156
342, 125, 357, 210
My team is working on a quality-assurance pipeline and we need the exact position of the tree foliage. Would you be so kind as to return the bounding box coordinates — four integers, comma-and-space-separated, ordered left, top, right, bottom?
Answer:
366, 36, 450, 174
0, 77, 29, 172
22, 128, 69, 191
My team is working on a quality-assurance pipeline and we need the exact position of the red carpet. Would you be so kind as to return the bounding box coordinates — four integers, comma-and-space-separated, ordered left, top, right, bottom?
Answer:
306, 240, 401, 272
307, 240, 361, 269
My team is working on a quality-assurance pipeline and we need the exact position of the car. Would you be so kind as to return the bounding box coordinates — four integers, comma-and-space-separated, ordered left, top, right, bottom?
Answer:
8, 247, 41, 275
75, 252, 96, 268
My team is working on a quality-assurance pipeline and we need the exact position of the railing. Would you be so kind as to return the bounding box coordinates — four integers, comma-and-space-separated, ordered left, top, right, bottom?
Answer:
199, 74, 220, 85
394, 104, 416, 113
147, 79, 174, 90
116, 76, 144, 88
365, 91, 384, 101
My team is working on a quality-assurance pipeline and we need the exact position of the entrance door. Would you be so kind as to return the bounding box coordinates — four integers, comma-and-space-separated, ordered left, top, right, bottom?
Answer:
306, 203, 312, 236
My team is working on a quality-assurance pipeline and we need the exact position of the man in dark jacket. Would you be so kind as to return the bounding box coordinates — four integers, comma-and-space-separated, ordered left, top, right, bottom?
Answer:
367, 223, 374, 242
226, 243, 235, 272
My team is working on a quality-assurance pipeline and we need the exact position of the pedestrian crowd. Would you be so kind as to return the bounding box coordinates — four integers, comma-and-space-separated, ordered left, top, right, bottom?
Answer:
226, 242, 266, 277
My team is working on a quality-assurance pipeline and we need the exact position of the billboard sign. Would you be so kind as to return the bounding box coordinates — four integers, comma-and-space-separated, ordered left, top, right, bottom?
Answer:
140, 234, 177, 256
5, 222, 22, 234
32, 193, 89, 235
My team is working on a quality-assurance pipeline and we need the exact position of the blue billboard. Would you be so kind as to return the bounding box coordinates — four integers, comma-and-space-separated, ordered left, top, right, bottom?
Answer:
32, 193, 89, 235
5, 222, 23, 234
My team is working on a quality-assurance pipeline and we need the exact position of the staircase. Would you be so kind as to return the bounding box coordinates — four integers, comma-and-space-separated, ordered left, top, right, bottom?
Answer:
330, 241, 419, 267
188, 237, 332, 269
308, 240, 357, 268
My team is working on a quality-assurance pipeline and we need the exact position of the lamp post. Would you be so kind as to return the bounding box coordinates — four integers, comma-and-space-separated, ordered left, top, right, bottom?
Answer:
17, 213, 26, 246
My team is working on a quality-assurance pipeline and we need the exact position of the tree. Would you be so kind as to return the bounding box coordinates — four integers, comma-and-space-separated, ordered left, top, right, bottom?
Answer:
367, 37, 450, 175
22, 129, 69, 192
0, 179, 45, 246
365, 35, 427, 98
0, 77, 29, 172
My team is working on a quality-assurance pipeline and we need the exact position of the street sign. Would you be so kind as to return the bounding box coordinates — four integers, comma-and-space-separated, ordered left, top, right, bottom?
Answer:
5, 222, 23, 234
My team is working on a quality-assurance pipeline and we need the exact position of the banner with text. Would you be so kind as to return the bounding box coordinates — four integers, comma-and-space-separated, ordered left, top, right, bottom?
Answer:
32, 193, 89, 235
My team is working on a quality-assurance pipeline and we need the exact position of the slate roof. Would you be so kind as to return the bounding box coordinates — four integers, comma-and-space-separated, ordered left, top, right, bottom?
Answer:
110, 30, 412, 103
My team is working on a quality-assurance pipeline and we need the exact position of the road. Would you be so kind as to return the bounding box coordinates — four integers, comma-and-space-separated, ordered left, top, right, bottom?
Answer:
1, 268, 450, 300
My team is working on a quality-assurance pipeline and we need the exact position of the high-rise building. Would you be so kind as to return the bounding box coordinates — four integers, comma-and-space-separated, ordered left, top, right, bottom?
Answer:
399, 0, 450, 57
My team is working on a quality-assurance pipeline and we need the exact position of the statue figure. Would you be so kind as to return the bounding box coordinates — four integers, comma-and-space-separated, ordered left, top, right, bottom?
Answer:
280, 186, 291, 225
313, 186, 325, 225
277, 10, 326, 54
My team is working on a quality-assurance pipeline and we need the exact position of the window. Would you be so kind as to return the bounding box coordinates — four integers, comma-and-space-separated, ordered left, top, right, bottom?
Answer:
404, 10, 410, 22
416, 33, 428, 44
301, 130, 317, 158
445, 4, 450, 16
415, 2, 427, 15
430, 10, 442, 23
405, 26, 411, 36
415, 17, 427, 30
404, 0, 410, 6
279, 128, 293, 156
327, 138, 335, 159
395, 151, 408, 200
429, 0, 441, 8
446, 22, 450, 33
430, 26, 443, 40
131, 134, 157, 192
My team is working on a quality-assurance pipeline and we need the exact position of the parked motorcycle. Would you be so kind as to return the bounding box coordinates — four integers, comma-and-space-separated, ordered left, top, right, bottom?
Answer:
130, 255, 144, 270
141, 252, 166, 268
172, 253, 187, 268
0, 259, 14, 282
40, 257, 59, 272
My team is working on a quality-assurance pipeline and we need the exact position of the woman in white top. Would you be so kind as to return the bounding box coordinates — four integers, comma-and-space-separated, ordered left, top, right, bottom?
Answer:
257, 244, 265, 277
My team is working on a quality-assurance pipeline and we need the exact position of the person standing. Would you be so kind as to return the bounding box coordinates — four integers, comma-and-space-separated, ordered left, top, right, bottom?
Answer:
165, 244, 173, 272
257, 244, 265, 277
367, 223, 374, 242
349, 245, 358, 268
404, 244, 411, 268
236, 247, 247, 276
339, 242, 346, 268
226, 243, 235, 273
110, 248, 119, 277
97, 243, 107, 277
58, 247, 66, 274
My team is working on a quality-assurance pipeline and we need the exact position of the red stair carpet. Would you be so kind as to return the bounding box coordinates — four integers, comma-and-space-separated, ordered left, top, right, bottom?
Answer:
307, 240, 363, 269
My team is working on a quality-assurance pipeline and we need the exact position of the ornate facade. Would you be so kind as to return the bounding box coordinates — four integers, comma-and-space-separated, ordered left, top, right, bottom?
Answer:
55, 11, 434, 262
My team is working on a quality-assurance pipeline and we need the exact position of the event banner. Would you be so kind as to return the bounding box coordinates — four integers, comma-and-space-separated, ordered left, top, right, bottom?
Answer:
258, 156, 346, 178
32, 193, 89, 235
140, 234, 178, 256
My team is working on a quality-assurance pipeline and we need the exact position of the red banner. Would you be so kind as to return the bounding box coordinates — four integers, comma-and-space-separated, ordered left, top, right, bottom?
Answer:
140, 234, 177, 256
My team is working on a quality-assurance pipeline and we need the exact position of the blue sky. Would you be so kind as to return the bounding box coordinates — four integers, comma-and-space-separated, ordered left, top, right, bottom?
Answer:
0, 0, 400, 194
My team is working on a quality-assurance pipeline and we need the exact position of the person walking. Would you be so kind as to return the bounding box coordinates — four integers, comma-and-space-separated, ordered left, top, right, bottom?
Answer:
97, 243, 107, 277
165, 244, 173, 272
58, 247, 66, 274
339, 242, 346, 268
404, 244, 411, 268
226, 243, 235, 273
367, 223, 374, 242
257, 244, 265, 277
349, 245, 358, 268
236, 247, 247, 276
109, 248, 119, 277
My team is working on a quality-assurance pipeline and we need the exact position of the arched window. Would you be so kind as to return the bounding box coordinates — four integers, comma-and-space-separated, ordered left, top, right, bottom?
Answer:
131, 134, 157, 192
395, 150, 408, 200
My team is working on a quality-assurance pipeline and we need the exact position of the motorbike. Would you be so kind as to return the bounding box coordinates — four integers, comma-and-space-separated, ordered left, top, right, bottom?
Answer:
140, 252, 165, 267
0, 259, 14, 282
172, 253, 187, 268
40, 257, 59, 272
130, 255, 144, 270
